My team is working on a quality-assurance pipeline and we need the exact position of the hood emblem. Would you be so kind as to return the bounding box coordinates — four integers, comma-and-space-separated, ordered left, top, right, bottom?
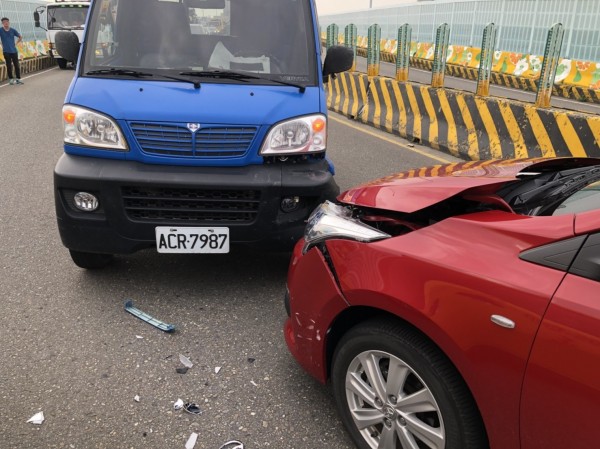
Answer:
187, 123, 201, 133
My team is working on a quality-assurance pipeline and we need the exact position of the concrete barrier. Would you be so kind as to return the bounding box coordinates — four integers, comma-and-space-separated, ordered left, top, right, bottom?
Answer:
326, 72, 370, 119
349, 76, 600, 161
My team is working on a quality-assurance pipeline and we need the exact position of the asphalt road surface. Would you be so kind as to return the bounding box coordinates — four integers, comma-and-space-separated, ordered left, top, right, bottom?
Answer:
0, 68, 460, 449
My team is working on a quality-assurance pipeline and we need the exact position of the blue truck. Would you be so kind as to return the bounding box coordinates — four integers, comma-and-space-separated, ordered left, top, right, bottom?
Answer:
53, 0, 353, 268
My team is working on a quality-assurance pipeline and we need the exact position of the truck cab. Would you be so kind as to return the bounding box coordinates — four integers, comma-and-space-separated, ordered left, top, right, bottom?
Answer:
34, 0, 90, 69
53, 0, 353, 268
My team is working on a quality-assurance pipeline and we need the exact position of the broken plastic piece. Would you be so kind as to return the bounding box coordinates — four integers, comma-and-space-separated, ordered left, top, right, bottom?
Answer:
215, 366, 222, 374
179, 354, 193, 368
134, 395, 140, 402
27, 411, 44, 425
219, 441, 244, 449
183, 402, 202, 415
174, 398, 184, 410
124, 300, 175, 333
185, 432, 198, 449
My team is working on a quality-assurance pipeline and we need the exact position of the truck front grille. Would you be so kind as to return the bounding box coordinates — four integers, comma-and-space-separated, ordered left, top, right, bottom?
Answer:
129, 123, 258, 158
122, 187, 261, 223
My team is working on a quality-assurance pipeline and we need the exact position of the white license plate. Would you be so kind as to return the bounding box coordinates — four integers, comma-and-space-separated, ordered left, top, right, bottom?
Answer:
155, 227, 230, 254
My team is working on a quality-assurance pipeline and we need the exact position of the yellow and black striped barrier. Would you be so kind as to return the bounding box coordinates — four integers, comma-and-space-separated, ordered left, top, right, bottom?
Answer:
353, 76, 600, 160
326, 72, 370, 119
554, 85, 600, 104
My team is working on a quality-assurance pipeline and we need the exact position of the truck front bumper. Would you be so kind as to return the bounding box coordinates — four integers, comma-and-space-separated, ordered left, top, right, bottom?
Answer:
54, 154, 339, 254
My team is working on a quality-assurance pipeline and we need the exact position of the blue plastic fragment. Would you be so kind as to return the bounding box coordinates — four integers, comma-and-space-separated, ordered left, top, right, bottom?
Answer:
124, 300, 175, 333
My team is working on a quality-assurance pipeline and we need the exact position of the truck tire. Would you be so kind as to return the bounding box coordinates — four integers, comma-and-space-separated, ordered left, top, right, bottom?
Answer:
56, 58, 68, 70
69, 250, 113, 269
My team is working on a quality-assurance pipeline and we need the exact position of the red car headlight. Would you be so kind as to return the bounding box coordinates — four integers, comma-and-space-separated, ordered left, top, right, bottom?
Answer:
303, 201, 390, 253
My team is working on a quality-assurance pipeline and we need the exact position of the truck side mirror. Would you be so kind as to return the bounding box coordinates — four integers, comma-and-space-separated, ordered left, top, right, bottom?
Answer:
55, 31, 81, 64
33, 11, 41, 28
322, 45, 354, 82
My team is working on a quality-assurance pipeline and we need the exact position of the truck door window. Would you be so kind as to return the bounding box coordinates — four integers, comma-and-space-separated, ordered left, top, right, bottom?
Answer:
92, 0, 118, 61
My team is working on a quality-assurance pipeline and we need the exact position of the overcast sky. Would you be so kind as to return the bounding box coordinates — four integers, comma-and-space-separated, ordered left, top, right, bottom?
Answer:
315, 0, 417, 16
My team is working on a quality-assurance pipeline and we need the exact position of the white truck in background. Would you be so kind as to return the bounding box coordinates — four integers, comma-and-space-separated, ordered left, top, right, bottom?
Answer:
34, 0, 90, 69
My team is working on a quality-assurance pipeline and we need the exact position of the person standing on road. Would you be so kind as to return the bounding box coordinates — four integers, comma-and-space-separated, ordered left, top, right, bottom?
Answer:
1, 17, 24, 85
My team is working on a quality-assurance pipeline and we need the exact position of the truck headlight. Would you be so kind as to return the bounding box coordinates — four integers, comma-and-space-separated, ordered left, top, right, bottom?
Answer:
63, 105, 128, 151
260, 115, 326, 156
303, 201, 390, 253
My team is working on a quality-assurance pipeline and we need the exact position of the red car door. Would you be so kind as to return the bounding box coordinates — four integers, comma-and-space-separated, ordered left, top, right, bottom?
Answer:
521, 226, 600, 449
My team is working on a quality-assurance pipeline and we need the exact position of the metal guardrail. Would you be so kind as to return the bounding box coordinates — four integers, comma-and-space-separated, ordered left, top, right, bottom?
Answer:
324, 21, 589, 107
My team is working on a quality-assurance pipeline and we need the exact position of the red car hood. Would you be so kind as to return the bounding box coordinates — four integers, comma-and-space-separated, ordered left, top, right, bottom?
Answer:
339, 158, 600, 213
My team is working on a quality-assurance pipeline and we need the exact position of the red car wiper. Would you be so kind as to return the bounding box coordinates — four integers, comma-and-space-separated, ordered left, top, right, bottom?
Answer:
512, 166, 600, 215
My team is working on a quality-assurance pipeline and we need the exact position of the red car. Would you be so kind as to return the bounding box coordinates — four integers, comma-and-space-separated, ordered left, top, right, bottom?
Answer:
284, 158, 600, 449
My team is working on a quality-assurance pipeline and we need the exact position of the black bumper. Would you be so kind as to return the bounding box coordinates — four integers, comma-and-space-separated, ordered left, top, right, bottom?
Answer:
54, 154, 339, 254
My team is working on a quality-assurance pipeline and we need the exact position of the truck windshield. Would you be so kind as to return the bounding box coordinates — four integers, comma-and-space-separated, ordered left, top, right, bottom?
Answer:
83, 0, 318, 86
48, 5, 88, 30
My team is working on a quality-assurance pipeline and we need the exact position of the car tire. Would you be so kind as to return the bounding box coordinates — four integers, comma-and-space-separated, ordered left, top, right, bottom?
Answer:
56, 58, 68, 70
332, 319, 488, 449
69, 250, 113, 269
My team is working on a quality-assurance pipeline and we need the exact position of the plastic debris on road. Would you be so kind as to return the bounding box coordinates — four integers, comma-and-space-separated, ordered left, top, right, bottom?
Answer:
179, 354, 193, 368
134, 395, 140, 402
174, 398, 184, 410
215, 366, 222, 374
176, 367, 189, 375
124, 300, 175, 333
183, 402, 203, 415
219, 441, 244, 449
185, 432, 198, 449
27, 411, 44, 425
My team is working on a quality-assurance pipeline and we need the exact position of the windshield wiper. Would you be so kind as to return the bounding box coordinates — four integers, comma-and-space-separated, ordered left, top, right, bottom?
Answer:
86, 69, 201, 88
179, 70, 306, 92
86, 68, 154, 78
180, 69, 252, 81
511, 166, 600, 215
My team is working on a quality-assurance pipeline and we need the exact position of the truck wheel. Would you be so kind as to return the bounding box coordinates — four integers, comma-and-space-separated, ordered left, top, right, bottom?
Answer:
69, 250, 113, 269
56, 58, 68, 70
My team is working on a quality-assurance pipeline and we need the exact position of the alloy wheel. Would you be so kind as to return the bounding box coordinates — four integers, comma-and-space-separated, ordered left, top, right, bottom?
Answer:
345, 350, 445, 449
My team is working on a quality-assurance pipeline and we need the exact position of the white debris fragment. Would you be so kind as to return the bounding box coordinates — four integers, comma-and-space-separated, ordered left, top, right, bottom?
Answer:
174, 398, 184, 410
134, 395, 140, 402
179, 354, 193, 368
27, 411, 44, 425
136, 335, 144, 339
185, 432, 199, 449
215, 366, 222, 374
250, 380, 258, 387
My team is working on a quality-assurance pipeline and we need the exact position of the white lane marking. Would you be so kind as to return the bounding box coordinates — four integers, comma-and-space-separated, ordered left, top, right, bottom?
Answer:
0, 67, 59, 88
